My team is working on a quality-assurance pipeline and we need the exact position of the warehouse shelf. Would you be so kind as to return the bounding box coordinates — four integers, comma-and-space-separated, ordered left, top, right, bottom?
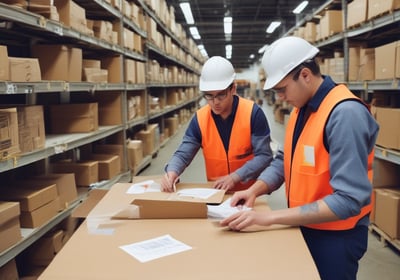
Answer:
148, 99, 198, 120
348, 80, 400, 91
0, 125, 123, 173
0, 198, 81, 268
374, 146, 400, 166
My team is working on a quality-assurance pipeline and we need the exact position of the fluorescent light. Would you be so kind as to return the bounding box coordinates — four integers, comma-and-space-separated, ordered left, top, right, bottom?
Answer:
293, 1, 309, 14
258, 44, 269, 54
266, 21, 281, 33
249, 54, 255, 59
180, 2, 194, 24
224, 16, 232, 34
225, 44, 232, 59
197, 44, 208, 57
189, 27, 201, 40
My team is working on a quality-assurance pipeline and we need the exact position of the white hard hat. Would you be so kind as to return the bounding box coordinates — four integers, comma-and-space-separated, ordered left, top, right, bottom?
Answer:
262, 36, 319, 90
199, 56, 236, 91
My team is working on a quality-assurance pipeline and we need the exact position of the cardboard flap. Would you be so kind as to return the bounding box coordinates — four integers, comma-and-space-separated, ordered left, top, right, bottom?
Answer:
113, 199, 207, 219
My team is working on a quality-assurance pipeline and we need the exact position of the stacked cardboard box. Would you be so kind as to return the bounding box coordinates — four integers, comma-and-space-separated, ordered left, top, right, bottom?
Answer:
0, 108, 20, 159
0, 201, 21, 252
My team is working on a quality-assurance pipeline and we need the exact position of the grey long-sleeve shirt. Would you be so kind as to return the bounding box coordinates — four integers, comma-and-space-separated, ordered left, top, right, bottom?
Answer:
165, 95, 273, 183
258, 76, 379, 226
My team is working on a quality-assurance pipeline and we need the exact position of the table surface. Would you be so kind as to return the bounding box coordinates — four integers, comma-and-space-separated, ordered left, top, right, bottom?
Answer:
38, 181, 320, 280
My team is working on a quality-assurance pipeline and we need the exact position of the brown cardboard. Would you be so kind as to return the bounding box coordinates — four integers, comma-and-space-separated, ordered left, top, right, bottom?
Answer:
8, 57, 42, 82
52, 160, 99, 187
16, 105, 46, 153
20, 198, 59, 228
372, 158, 400, 188
0, 184, 58, 212
54, 0, 87, 31
0, 259, 19, 280
127, 139, 143, 171
71, 188, 108, 218
374, 106, 400, 149
39, 209, 319, 279
0, 201, 22, 252
93, 144, 125, 172
26, 229, 65, 266
101, 56, 123, 83
0, 108, 20, 159
47, 103, 98, 134
88, 153, 120, 180
320, 10, 343, 38
27, 173, 78, 210
347, 0, 367, 28
374, 188, 400, 239
31, 44, 82, 82
359, 47, 375, 80
368, 0, 400, 19
95, 93, 123, 125
0, 45, 10, 81
375, 41, 400, 80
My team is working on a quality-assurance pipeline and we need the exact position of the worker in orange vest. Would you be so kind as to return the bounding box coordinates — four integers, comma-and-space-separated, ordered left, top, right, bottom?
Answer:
161, 56, 273, 193
221, 37, 379, 280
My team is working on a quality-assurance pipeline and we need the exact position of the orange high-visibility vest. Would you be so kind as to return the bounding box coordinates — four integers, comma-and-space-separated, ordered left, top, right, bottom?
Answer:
197, 97, 255, 191
284, 84, 374, 230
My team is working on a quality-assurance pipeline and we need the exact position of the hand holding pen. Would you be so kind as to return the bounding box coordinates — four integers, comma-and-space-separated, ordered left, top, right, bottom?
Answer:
161, 171, 180, 192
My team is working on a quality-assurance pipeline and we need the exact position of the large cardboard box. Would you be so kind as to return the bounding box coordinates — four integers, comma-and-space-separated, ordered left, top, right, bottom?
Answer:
101, 56, 123, 83
319, 10, 343, 39
47, 102, 98, 134
348, 47, 360, 81
31, 44, 82, 82
0, 45, 9, 81
368, 0, 400, 19
375, 41, 400, 80
26, 173, 78, 210
374, 188, 400, 239
17, 105, 46, 153
0, 201, 21, 252
8, 57, 41, 82
94, 144, 125, 171
373, 106, 400, 149
20, 198, 59, 228
0, 108, 20, 159
359, 48, 375, 80
347, 0, 368, 28
165, 116, 179, 136
95, 93, 122, 125
52, 160, 99, 187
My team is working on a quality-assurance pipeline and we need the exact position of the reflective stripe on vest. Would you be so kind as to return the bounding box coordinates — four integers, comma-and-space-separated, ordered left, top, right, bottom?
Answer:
284, 84, 374, 230
197, 96, 255, 191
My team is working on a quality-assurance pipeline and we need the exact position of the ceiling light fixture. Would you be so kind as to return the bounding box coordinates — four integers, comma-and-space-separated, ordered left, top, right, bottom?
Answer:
224, 16, 232, 34
293, 1, 309, 14
180, 2, 195, 24
198, 44, 208, 57
226, 44, 232, 59
189, 27, 201, 40
266, 21, 281, 33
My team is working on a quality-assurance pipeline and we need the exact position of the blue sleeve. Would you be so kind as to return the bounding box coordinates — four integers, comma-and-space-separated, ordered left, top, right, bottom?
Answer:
257, 147, 285, 193
234, 104, 274, 182
323, 101, 379, 220
165, 114, 202, 175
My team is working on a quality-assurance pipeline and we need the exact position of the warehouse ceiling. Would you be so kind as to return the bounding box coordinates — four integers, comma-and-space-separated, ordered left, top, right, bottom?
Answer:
165, 0, 332, 70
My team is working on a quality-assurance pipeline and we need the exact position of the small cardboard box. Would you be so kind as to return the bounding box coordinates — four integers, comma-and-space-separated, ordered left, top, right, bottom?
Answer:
17, 105, 46, 153
20, 198, 59, 228
0, 201, 21, 252
374, 188, 400, 239
127, 139, 143, 171
26, 229, 65, 266
0, 108, 20, 159
0, 259, 19, 280
101, 56, 123, 83
71, 188, 108, 218
165, 116, 179, 136
52, 160, 99, 187
368, 0, 400, 19
319, 10, 343, 38
8, 57, 42, 82
88, 153, 120, 180
94, 144, 125, 171
47, 103, 98, 134
95, 93, 122, 125
54, 0, 87, 31
373, 106, 400, 150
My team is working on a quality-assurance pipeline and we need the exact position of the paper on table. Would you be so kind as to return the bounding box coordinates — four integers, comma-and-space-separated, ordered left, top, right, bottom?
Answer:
126, 180, 161, 194
207, 198, 251, 220
120, 234, 192, 263
177, 188, 220, 199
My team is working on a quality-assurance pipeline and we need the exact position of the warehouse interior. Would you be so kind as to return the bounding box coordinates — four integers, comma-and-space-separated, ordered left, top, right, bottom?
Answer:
0, 0, 399, 279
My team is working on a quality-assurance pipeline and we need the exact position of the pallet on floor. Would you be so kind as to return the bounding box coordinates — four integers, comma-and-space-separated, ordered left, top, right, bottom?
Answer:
369, 223, 400, 252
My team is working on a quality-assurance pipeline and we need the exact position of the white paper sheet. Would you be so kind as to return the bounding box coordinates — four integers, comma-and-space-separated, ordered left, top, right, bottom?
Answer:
120, 234, 192, 263
207, 198, 251, 219
126, 180, 161, 194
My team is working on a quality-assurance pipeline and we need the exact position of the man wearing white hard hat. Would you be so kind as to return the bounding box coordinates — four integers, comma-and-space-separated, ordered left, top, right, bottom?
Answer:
221, 37, 379, 280
161, 56, 273, 193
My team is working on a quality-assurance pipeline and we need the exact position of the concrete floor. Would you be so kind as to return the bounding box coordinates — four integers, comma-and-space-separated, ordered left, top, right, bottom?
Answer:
138, 99, 400, 279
